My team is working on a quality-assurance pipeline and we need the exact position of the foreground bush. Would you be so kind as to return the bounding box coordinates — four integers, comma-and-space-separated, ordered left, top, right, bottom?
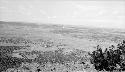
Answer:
89, 40, 125, 72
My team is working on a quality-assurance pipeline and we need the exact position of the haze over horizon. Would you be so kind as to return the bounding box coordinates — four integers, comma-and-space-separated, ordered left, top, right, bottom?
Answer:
0, 0, 125, 29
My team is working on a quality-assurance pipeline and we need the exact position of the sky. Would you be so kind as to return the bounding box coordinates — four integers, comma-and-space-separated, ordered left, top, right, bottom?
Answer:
0, 0, 125, 28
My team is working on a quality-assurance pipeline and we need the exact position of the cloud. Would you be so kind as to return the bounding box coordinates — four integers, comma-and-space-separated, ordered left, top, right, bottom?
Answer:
0, 0, 125, 29
48, 16, 57, 19
112, 10, 119, 15
39, 10, 48, 16
0, 0, 9, 3
0, 6, 6, 9
72, 11, 78, 18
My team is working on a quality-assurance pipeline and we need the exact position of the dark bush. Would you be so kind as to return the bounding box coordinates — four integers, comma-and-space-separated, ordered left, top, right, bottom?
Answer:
89, 40, 125, 72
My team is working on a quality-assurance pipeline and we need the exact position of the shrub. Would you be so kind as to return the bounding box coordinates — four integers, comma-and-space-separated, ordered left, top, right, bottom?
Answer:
89, 40, 125, 72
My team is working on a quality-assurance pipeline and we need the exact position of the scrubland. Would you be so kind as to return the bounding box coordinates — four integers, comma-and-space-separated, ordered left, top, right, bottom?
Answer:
0, 21, 125, 72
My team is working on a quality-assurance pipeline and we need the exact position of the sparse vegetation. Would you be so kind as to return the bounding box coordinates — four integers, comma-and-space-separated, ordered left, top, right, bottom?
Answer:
0, 46, 33, 71
0, 37, 32, 44
1, 21, 125, 72
0, 46, 89, 72
1, 40, 125, 72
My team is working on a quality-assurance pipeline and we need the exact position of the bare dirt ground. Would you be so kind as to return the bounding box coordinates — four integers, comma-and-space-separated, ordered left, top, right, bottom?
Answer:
0, 21, 125, 72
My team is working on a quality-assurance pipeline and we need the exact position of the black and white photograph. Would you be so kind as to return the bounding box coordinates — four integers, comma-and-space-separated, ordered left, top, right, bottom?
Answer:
0, 0, 125, 72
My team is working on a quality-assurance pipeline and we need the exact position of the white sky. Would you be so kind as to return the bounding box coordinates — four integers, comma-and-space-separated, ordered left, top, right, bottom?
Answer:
0, 0, 125, 28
